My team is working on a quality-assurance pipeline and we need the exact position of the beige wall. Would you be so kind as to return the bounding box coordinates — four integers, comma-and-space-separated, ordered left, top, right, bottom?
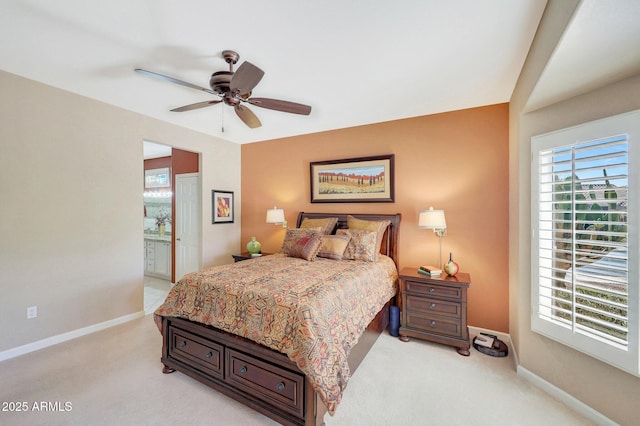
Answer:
0, 70, 241, 353
509, 1, 640, 424
241, 104, 510, 332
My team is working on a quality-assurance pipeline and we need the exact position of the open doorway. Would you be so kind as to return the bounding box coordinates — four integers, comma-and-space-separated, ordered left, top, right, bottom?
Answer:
143, 141, 201, 314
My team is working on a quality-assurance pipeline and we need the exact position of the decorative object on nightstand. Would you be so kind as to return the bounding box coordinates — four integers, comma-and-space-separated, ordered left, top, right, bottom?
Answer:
266, 207, 287, 228
444, 252, 459, 276
418, 207, 447, 268
246, 237, 262, 255
398, 267, 471, 356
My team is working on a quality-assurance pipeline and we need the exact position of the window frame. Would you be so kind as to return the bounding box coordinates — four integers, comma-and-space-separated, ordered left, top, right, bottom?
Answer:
531, 110, 640, 376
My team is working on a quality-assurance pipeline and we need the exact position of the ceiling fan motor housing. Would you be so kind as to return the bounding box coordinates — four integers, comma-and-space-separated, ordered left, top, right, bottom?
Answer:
210, 71, 233, 94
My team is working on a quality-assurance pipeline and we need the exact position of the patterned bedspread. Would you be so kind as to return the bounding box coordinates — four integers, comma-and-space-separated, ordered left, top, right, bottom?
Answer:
153, 253, 397, 414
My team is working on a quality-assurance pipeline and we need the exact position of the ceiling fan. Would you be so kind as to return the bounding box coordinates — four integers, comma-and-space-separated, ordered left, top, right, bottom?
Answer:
135, 50, 312, 129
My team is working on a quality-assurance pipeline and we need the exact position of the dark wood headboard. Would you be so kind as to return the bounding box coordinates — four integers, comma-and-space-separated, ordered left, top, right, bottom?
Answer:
296, 212, 401, 267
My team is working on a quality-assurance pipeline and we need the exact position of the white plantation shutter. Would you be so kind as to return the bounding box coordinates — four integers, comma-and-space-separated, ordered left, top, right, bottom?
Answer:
531, 110, 640, 375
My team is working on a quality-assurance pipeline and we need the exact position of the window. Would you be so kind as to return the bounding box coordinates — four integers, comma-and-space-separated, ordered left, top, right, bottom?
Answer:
531, 110, 639, 376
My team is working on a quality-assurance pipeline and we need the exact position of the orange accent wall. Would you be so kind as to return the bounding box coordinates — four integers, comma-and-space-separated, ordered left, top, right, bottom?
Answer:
241, 103, 509, 331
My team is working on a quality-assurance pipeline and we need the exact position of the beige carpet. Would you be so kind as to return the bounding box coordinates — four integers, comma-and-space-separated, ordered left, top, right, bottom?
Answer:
0, 315, 593, 426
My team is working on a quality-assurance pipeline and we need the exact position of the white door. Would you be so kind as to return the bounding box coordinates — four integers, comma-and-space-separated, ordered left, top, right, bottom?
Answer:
175, 173, 201, 282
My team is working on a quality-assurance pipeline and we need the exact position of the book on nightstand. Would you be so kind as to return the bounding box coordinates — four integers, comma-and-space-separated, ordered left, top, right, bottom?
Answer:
418, 265, 442, 276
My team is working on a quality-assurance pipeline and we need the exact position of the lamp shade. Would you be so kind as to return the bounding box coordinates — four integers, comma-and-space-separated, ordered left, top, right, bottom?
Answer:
418, 207, 446, 229
266, 207, 285, 224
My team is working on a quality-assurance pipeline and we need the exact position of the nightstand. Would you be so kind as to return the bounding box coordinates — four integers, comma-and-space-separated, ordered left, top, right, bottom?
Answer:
231, 252, 273, 262
398, 267, 471, 356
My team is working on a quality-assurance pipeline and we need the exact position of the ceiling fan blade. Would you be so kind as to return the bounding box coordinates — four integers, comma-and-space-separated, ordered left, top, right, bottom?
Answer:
234, 104, 262, 129
247, 98, 312, 115
171, 100, 222, 112
135, 68, 217, 95
230, 62, 265, 97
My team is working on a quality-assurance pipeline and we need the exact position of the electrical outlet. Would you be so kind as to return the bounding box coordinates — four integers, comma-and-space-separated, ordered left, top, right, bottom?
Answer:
27, 306, 37, 319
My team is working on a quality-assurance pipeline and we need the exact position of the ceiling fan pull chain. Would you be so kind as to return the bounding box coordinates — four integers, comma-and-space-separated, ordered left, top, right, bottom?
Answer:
221, 103, 225, 133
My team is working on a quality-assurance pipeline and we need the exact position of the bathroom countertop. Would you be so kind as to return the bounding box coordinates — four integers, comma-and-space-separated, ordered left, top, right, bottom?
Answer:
144, 234, 172, 242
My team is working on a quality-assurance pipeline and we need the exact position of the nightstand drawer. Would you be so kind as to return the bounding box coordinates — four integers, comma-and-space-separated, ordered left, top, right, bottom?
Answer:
406, 312, 463, 338
406, 294, 461, 319
405, 280, 462, 301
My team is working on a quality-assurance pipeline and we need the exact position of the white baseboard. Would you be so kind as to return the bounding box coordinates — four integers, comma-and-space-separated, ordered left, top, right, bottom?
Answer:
0, 311, 145, 363
517, 365, 616, 426
469, 325, 613, 425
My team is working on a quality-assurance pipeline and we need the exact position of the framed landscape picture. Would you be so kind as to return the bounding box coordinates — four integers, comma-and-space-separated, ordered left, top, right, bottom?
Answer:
310, 154, 395, 203
212, 190, 234, 224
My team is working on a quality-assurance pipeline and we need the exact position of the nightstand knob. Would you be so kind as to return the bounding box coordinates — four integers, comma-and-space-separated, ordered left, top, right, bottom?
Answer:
429, 303, 436, 309
240, 366, 247, 374
429, 287, 436, 293
178, 340, 187, 348
430, 320, 437, 327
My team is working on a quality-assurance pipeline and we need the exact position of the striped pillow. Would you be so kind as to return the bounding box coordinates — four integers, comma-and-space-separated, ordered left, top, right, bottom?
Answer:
287, 235, 323, 261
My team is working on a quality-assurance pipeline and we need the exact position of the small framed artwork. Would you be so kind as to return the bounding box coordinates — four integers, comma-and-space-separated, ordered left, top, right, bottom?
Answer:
212, 190, 234, 224
310, 154, 395, 203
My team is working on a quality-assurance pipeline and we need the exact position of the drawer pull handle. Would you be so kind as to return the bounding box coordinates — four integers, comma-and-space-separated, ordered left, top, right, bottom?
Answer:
178, 340, 187, 348
429, 287, 436, 293
239, 366, 247, 374
277, 382, 285, 391
429, 303, 436, 309
205, 351, 213, 359
430, 320, 437, 327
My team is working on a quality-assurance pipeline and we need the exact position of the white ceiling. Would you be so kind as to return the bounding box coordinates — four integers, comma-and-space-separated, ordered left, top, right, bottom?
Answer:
1, 1, 639, 145
527, 0, 640, 112
143, 140, 172, 159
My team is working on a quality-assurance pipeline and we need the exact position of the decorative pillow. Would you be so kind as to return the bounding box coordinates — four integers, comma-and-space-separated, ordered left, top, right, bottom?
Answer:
347, 215, 391, 255
279, 227, 322, 253
299, 217, 339, 235
287, 235, 323, 261
336, 229, 379, 262
316, 234, 351, 260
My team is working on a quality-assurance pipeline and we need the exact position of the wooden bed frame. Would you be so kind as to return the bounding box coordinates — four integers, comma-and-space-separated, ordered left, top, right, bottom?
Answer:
160, 212, 401, 426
